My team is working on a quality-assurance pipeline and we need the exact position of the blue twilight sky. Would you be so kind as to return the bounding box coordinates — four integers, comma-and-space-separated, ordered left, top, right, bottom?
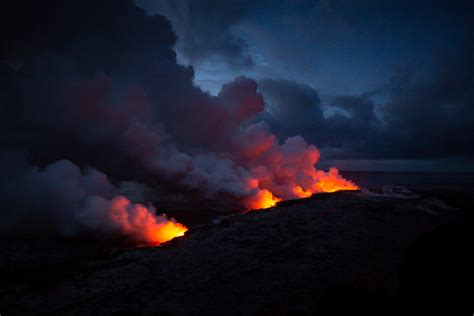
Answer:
135, 0, 473, 171
137, 0, 468, 95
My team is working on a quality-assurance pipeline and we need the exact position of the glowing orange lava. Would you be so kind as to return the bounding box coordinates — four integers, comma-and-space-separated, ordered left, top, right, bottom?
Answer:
247, 167, 358, 211
310, 167, 359, 193
311, 180, 359, 193
108, 196, 188, 246
248, 189, 282, 210
147, 220, 188, 246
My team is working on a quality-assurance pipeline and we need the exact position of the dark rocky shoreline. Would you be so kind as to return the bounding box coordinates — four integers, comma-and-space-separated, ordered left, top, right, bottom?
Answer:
0, 186, 471, 315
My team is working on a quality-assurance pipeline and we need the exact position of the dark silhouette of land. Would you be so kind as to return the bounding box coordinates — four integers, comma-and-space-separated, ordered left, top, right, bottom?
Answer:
0, 186, 471, 315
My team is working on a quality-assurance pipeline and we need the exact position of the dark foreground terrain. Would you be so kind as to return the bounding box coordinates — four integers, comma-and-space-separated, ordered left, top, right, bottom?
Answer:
1, 186, 471, 315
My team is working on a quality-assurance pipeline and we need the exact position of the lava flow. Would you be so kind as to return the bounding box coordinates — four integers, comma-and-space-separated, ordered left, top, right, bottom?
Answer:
145, 220, 188, 246
248, 167, 359, 210
248, 189, 282, 210
108, 196, 188, 246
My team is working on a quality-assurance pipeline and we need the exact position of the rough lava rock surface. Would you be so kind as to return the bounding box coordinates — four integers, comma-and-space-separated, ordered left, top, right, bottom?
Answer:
0, 188, 469, 315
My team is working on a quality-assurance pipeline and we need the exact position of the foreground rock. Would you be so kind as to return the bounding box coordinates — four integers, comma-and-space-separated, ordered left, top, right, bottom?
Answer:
0, 187, 470, 315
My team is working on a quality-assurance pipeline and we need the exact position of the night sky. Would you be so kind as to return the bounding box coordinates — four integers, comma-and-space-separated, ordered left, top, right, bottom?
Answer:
137, 0, 474, 171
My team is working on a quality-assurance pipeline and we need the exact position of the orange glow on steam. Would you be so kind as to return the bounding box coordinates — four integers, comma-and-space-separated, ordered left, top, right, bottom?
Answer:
310, 167, 359, 193
247, 167, 358, 211
147, 220, 188, 246
292, 185, 313, 198
108, 196, 188, 246
311, 179, 359, 193
248, 189, 282, 210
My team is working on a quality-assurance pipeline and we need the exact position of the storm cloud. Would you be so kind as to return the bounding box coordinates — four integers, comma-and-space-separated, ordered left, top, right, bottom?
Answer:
135, 0, 255, 68
258, 35, 474, 162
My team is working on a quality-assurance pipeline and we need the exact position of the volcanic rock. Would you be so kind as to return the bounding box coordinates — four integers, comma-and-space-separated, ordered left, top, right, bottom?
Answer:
0, 187, 470, 315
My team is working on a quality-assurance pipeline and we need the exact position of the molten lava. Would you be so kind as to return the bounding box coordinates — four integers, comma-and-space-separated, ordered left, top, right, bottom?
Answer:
310, 167, 359, 193
248, 167, 358, 211
147, 220, 188, 246
249, 189, 282, 210
108, 196, 188, 246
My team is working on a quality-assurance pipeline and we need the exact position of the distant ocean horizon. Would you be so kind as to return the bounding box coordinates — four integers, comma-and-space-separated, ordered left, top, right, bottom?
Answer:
339, 170, 474, 189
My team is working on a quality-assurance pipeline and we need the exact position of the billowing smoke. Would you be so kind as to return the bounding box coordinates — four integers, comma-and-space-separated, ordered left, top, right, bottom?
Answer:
0, 150, 187, 244
0, 0, 356, 243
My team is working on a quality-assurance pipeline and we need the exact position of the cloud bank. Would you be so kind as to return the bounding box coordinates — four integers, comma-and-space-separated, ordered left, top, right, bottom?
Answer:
258, 37, 474, 162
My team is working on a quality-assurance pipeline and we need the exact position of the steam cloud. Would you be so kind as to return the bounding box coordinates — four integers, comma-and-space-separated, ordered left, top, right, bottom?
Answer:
0, 151, 187, 244
0, 0, 356, 243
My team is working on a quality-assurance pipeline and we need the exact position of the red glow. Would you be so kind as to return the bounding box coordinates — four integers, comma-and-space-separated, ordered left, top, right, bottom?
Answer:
246, 167, 358, 211
109, 196, 188, 245
309, 167, 359, 193
292, 185, 313, 198
248, 189, 282, 209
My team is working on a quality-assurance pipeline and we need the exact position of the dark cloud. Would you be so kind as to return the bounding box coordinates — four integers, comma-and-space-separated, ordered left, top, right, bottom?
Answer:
258, 79, 379, 151
258, 36, 474, 161
135, 0, 255, 68
258, 79, 325, 137
138, 0, 473, 98
0, 0, 178, 74
379, 38, 474, 159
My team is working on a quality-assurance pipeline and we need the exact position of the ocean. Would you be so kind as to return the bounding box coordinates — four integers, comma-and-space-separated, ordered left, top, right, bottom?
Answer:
339, 171, 474, 189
